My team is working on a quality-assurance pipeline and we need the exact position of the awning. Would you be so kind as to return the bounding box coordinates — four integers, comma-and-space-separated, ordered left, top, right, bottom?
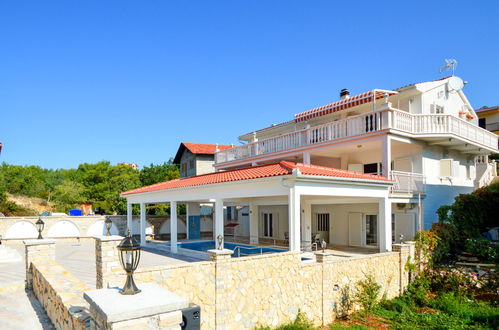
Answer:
294, 89, 398, 122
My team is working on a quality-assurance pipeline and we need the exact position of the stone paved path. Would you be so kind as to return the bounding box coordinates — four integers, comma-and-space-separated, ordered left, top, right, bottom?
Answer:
0, 240, 201, 329
0, 285, 54, 330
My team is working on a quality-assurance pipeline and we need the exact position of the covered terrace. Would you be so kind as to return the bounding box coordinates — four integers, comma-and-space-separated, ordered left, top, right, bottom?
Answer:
121, 161, 394, 254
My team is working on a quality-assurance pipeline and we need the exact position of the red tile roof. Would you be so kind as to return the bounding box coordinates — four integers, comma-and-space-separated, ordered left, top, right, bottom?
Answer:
475, 106, 499, 113
182, 142, 232, 155
173, 142, 233, 164
122, 161, 391, 196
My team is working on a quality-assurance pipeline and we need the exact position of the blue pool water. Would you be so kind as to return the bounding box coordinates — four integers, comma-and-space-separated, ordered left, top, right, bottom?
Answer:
178, 241, 285, 257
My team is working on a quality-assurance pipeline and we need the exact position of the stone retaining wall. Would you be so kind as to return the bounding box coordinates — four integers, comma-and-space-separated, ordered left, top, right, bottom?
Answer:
25, 239, 93, 329
96, 237, 412, 329
31, 261, 91, 330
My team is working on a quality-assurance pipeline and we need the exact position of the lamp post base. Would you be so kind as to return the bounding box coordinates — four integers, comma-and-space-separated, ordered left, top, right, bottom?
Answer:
119, 274, 141, 295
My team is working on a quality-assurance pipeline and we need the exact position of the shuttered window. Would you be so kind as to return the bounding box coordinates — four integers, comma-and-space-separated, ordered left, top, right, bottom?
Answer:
316, 213, 330, 232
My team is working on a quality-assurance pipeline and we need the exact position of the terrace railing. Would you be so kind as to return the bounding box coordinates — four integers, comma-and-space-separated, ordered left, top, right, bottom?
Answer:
390, 171, 426, 195
215, 109, 498, 164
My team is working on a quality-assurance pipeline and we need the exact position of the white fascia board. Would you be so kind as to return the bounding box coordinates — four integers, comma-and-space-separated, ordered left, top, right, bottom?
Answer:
291, 174, 393, 188
293, 178, 390, 199
124, 177, 289, 204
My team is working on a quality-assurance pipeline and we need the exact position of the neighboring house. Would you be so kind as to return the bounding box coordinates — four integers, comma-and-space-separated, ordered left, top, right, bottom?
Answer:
173, 142, 232, 178
123, 76, 498, 254
476, 106, 499, 136
118, 162, 139, 170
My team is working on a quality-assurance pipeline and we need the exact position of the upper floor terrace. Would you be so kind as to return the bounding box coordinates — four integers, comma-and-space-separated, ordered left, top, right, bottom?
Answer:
215, 105, 498, 168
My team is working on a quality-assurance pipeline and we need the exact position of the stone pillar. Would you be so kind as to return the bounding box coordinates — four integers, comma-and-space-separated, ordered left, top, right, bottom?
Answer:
170, 201, 178, 253
288, 186, 301, 252
208, 249, 233, 262
84, 283, 188, 330
140, 203, 146, 246
95, 236, 123, 289
249, 203, 259, 244
214, 199, 224, 249
126, 203, 133, 233
24, 239, 56, 289
378, 197, 392, 252
393, 243, 411, 293
302, 201, 312, 251
314, 251, 336, 263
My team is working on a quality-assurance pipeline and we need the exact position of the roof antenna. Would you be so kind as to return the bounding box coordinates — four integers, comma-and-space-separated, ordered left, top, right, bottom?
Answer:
439, 59, 457, 76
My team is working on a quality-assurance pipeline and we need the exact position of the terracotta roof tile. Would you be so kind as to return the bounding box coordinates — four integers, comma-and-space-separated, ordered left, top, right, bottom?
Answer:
122, 161, 391, 196
182, 142, 232, 155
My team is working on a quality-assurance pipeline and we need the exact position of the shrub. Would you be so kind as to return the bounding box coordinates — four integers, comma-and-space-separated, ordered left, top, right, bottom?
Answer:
465, 237, 499, 262
355, 275, 381, 315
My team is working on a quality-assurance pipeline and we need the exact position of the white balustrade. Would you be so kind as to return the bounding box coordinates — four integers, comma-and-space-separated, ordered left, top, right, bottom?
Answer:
215, 109, 498, 164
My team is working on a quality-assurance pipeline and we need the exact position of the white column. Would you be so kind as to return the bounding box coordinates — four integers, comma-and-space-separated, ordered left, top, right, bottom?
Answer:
126, 203, 132, 234
185, 203, 189, 240
303, 152, 311, 164
378, 197, 392, 252
170, 201, 178, 253
214, 199, 224, 249
140, 203, 146, 246
249, 203, 258, 244
381, 134, 391, 178
302, 201, 312, 251
288, 186, 301, 252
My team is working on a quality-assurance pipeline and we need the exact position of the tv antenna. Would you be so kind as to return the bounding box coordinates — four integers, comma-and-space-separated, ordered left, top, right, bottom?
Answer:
439, 59, 458, 76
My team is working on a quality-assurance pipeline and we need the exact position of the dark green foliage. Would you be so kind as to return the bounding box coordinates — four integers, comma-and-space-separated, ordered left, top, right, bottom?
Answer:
0, 160, 180, 215
435, 183, 499, 262
139, 160, 179, 186
437, 184, 498, 239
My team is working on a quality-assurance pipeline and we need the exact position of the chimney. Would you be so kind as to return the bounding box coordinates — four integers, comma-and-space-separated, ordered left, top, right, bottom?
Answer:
340, 88, 350, 100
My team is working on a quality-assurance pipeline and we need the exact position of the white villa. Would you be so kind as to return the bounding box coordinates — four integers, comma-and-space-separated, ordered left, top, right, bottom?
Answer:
122, 76, 498, 254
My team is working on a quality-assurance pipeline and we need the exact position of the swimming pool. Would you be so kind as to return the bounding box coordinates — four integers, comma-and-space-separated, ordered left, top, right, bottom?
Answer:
178, 241, 285, 257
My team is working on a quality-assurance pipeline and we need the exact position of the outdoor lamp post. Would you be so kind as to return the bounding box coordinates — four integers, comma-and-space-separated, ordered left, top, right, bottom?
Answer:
321, 239, 327, 253
36, 217, 45, 239
117, 230, 141, 295
216, 234, 223, 250
104, 218, 112, 236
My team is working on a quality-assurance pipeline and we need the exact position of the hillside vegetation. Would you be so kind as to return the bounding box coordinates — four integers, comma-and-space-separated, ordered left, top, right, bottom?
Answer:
0, 160, 179, 216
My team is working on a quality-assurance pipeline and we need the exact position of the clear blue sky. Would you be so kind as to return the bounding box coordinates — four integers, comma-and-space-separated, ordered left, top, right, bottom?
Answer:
1, 0, 498, 169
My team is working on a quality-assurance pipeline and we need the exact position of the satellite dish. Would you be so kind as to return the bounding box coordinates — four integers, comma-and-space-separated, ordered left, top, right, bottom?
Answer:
448, 76, 464, 92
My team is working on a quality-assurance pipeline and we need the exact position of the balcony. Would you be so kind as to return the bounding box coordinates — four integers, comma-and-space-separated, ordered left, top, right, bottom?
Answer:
215, 109, 498, 166
390, 171, 425, 195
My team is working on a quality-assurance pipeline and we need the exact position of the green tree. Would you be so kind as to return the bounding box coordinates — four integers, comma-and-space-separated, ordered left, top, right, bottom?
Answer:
52, 179, 86, 211
139, 159, 180, 186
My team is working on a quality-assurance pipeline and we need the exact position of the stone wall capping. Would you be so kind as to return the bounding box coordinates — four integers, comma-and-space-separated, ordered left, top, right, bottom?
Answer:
23, 239, 56, 246
83, 283, 189, 325
93, 235, 124, 242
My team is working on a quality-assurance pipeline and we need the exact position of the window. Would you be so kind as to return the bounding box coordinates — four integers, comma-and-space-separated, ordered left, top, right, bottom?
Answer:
316, 213, 330, 232
189, 159, 195, 169
479, 118, 486, 129
365, 214, 378, 245
435, 105, 444, 114
364, 163, 379, 175
263, 213, 273, 237
181, 162, 187, 173
392, 214, 395, 243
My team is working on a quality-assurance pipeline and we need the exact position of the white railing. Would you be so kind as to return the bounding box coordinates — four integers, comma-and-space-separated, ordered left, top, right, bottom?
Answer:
216, 110, 389, 163
476, 160, 497, 188
215, 109, 498, 164
390, 171, 426, 194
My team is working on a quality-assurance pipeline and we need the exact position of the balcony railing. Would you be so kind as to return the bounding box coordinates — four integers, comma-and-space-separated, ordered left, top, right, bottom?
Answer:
215, 109, 498, 164
390, 171, 425, 195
